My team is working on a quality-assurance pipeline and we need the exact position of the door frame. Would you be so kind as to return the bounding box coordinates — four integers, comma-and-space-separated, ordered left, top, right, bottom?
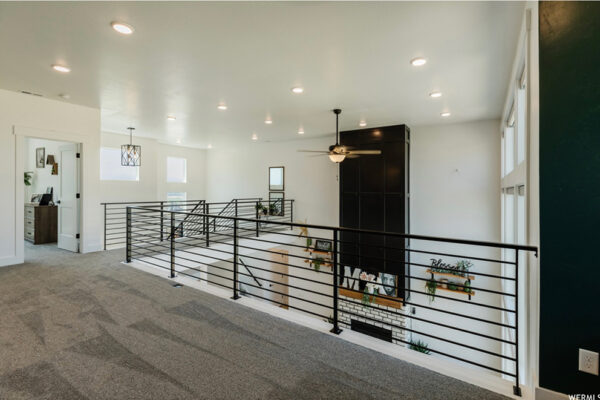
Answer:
14, 125, 83, 262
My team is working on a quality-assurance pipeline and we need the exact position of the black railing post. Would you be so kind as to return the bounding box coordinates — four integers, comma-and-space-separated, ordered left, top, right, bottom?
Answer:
255, 201, 260, 237
103, 204, 107, 250
330, 228, 342, 334
205, 203, 210, 247
125, 207, 131, 263
513, 249, 521, 396
160, 201, 164, 242
231, 218, 241, 300
169, 212, 176, 279
290, 200, 294, 230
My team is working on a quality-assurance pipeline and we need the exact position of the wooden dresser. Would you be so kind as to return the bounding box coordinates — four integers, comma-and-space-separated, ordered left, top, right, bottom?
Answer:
24, 204, 58, 244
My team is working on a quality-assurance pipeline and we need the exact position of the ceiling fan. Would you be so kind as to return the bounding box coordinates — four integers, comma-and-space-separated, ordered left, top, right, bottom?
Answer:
298, 109, 381, 163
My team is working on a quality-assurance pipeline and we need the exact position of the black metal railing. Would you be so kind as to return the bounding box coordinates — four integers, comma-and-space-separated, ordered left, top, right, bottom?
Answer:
102, 198, 294, 250
124, 206, 536, 396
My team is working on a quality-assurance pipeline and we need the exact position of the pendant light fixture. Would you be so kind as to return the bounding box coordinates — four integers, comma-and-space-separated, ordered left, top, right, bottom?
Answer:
121, 127, 141, 166
329, 109, 346, 163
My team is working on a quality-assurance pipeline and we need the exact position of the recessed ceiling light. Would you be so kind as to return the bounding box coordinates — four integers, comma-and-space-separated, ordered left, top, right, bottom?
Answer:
111, 22, 134, 35
298, 128, 304, 135
167, 115, 176, 121
410, 57, 427, 67
59, 93, 70, 99
175, 138, 181, 144
264, 118, 273, 125
251, 133, 258, 141
217, 103, 227, 110
359, 121, 367, 127
441, 112, 451, 117
52, 64, 70, 73
207, 144, 213, 149
429, 91, 442, 98
291, 87, 304, 94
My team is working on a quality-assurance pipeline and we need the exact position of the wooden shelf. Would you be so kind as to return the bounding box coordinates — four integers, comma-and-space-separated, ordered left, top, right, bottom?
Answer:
338, 287, 404, 309
435, 285, 475, 297
303, 248, 332, 256
426, 269, 474, 280
304, 259, 332, 268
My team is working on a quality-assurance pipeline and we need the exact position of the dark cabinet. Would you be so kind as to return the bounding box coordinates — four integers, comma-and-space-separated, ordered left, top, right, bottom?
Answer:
339, 125, 410, 299
24, 204, 58, 244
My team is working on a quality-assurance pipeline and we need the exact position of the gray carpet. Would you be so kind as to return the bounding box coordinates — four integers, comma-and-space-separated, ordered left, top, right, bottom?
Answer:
0, 243, 509, 399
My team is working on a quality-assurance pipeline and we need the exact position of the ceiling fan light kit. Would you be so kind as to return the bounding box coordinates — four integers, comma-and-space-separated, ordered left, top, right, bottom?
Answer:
298, 108, 381, 163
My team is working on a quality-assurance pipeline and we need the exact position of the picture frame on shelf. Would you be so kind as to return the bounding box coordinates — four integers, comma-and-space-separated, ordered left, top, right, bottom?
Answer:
314, 239, 332, 253
36, 147, 45, 168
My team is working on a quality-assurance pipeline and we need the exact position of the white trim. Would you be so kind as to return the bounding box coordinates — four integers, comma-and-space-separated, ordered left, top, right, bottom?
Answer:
535, 387, 569, 400
127, 259, 532, 399
13, 125, 84, 260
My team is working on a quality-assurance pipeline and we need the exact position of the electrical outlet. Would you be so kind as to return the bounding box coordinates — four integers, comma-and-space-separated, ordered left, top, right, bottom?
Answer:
579, 348, 599, 375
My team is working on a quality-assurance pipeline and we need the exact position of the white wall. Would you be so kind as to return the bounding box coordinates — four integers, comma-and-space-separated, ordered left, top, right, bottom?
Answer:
99, 132, 207, 203
24, 137, 72, 202
205, 135, 339, 226
408, 119, 503, 373
0, 89, 101, 265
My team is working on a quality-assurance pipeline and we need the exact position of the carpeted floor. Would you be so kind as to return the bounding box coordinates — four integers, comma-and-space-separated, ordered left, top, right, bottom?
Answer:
0, 243, 509, 399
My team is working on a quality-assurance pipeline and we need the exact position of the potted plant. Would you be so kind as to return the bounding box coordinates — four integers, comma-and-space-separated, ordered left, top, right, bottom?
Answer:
463, 280, 472, 294
24, 172, 33, 186
409, 340, 431, 355
306, 237, 313, 250
255, 202, 268, 215
312, 256, 324, 272
360, 272, 378, 306
268, 202, 278, 215
456, 260, 473, 277
425, 279, 437, 302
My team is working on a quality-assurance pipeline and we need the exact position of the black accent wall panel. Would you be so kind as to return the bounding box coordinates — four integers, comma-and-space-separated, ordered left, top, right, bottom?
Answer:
339, 125, 410, 298
539, 1, 600, 395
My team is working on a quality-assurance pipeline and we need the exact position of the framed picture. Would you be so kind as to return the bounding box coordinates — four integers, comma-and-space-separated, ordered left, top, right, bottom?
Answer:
269, 166, 284, 191
314, 239, 332, 252
379, 272, 398, 297
268, 191, 284, 216
36, 148, 45, 168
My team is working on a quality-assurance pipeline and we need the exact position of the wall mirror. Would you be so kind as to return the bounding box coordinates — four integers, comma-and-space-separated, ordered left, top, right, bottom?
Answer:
269, 166, 284, 191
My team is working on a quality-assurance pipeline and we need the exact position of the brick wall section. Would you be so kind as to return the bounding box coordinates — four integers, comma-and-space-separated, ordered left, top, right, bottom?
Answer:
339, 295, 409, 345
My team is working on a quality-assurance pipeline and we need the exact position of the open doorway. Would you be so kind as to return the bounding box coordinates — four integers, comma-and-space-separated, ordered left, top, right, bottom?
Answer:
23, 136, 81, 259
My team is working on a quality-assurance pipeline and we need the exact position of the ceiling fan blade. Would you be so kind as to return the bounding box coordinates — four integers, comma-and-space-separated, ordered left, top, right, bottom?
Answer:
298, 150, 330, 153
347, 150, 382, 155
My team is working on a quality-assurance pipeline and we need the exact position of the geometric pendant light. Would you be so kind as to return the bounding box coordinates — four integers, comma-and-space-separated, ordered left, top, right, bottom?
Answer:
121, 127, 141, 166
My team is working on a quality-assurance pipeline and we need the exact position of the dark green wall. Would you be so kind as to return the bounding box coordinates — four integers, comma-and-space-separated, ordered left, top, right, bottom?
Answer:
539, 1, 600, 395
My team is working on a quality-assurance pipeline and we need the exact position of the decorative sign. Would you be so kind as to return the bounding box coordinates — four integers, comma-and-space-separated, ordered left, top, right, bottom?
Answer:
314, 239, 332, 252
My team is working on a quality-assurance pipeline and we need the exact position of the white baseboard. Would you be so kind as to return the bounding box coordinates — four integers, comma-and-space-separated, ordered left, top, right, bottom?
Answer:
0, 255, 23, 267
126, 259, 531, 399
535, 387, 568, 400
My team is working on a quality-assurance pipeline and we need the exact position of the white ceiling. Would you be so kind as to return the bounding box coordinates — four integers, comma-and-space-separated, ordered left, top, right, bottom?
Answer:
0, 1, 524, 148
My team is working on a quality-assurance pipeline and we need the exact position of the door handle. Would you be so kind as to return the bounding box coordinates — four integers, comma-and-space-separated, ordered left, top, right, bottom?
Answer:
56, 200, 61, 204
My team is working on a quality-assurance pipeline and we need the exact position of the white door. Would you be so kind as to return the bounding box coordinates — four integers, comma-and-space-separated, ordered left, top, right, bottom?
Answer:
57, 143, 80, 252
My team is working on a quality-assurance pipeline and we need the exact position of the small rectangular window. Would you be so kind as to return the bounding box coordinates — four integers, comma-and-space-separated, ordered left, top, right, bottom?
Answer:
100, 147, 139, 181
166, 157, 187, 183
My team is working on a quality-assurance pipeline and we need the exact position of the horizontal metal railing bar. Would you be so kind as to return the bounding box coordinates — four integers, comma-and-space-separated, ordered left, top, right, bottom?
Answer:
130, 226, 516, 310
128, 261, 516, 364
130, 254, 236, 292
338, 306, 516, 362
129, 250, 332, 313
130, 227, 516, 313
103, 200, 203, 206
206, 219, 522, 266
130, 232, 517, 331
340, 295, 515, 345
